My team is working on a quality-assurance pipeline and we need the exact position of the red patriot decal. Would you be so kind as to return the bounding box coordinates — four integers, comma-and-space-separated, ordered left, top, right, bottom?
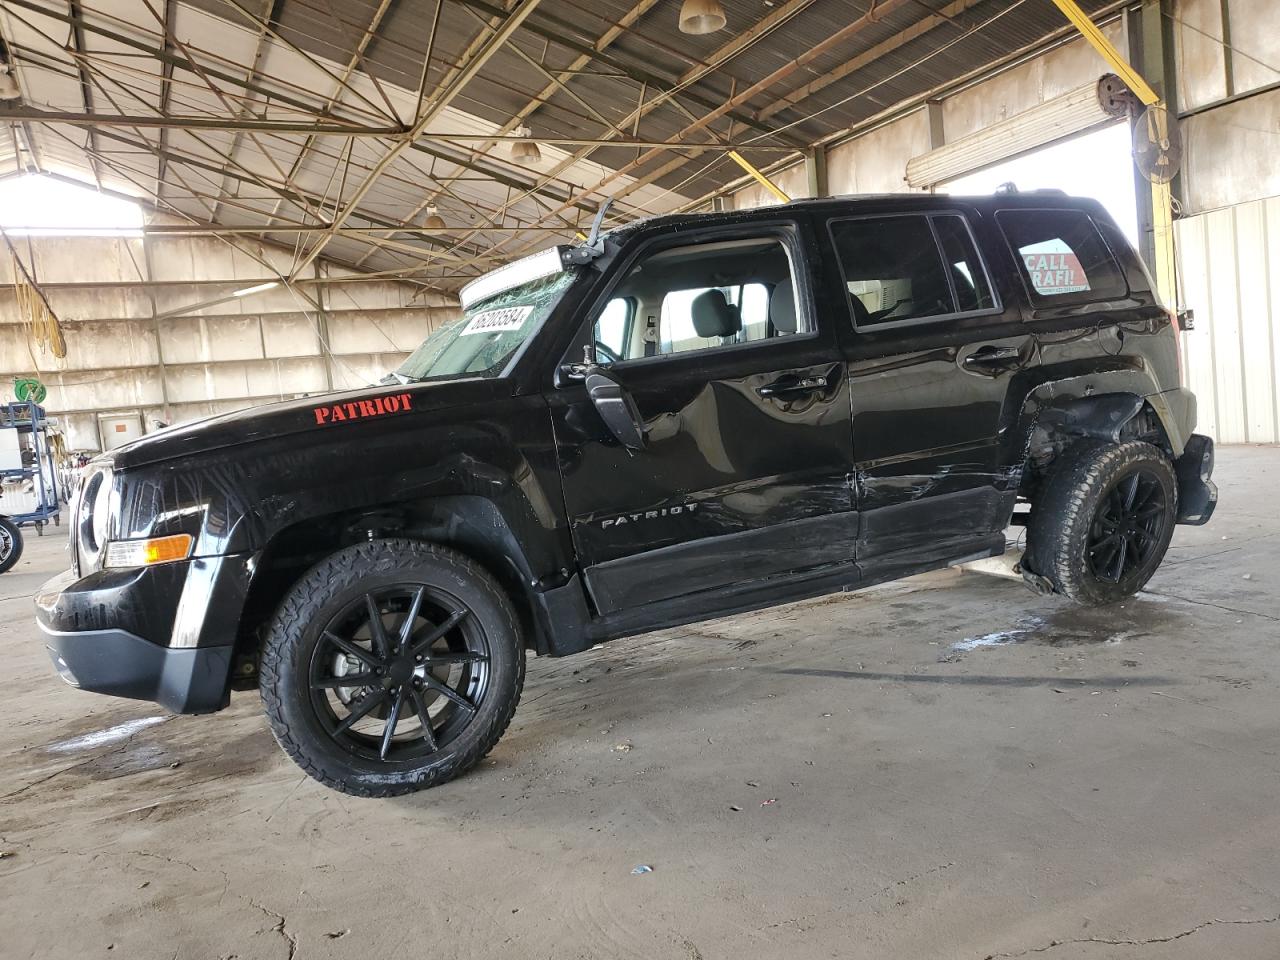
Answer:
314, 392, 413, 426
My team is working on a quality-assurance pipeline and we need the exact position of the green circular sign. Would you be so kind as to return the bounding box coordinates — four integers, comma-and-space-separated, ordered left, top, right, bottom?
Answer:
14, 378, 46, 404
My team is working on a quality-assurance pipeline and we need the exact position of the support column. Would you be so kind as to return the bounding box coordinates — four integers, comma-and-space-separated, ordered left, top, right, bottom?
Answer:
804, 146, 828, 198
313, 263, 335, 391
1053, 0, 1178, 306
140, 236, 172, 424
1132, 0, 1181, 307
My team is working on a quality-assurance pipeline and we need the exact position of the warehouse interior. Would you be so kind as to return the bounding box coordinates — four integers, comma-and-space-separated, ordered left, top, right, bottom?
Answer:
1, 0, 1279, 957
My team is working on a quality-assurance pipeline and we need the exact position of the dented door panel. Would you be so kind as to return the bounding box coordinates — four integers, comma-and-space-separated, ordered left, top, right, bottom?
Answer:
848, 344, 1028, 562
550, 345, 857, 615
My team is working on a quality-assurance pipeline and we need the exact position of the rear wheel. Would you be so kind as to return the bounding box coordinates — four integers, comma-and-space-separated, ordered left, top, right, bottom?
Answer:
0, 518, 22, 574
1025, 440, 1178, 605
260, 539, 524, 796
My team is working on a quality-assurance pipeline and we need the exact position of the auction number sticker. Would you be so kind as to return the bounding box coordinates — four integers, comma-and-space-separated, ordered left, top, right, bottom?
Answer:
461, 304, 534, 335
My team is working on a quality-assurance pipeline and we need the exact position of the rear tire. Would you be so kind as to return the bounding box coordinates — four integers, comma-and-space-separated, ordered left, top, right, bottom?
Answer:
0, 518, 22, 574
259, 539, 524, 797
1025, 440, 1178, 605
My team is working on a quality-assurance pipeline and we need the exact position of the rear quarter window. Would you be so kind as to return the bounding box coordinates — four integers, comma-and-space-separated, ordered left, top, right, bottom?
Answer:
997, 209, 1128, 307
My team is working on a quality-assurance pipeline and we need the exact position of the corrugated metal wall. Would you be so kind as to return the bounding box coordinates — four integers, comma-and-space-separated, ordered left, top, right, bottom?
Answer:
0, 224, 459, 452
1175, 199, 1280, 444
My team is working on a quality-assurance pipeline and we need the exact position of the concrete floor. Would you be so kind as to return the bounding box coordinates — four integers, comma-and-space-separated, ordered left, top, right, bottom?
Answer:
1, 447, 1277, 960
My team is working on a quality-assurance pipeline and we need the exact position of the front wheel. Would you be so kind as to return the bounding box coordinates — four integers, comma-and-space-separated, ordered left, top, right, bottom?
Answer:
1025, 440, 1178, 605
259, 539, 524, 797
0, 517, 22, 574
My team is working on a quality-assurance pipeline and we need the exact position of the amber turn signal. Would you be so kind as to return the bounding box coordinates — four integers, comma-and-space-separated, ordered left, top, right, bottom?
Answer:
103, 533, 194, 569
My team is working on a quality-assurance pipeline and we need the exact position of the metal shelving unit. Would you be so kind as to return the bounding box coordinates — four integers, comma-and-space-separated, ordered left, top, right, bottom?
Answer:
0, 401, 62, 535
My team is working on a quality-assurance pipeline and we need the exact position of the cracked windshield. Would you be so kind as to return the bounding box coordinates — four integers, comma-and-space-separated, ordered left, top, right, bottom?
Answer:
387, 266, 581, 383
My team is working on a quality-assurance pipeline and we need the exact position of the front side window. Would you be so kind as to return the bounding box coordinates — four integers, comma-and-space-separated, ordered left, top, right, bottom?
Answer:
997, 209, 1127, 304
828, 213, 995, 327
591, 235, 806, 362
392, 266, 580, 382
595, 297, 633, 360
658, 282, 772, 354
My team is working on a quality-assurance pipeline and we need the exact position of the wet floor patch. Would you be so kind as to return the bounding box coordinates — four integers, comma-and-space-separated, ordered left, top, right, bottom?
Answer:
941, 599, 1185, 660
46, 716, 168, 754
79, 741, 181, 780
950, 620, 1045, 652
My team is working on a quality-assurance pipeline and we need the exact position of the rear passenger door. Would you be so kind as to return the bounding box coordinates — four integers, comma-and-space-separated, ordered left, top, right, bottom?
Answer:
819, 208, 1031, 569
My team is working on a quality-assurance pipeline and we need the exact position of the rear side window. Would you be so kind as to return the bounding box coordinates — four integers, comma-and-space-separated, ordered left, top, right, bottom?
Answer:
998, 209, 1127, 305
828, 213, 995, 328
934, 215, 995, 313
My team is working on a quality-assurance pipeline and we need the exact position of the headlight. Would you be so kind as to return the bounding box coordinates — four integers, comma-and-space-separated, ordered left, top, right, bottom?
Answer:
90, 473, 112, 550
103, 534, 193, 569
76, 467, 113, 573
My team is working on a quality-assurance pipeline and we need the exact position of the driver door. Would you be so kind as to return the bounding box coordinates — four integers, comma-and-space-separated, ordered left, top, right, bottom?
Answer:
548, 223, 858, 616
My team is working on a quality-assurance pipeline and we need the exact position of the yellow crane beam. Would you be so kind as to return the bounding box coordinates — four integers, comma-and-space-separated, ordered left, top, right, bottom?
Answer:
1049, 0, 1177, 308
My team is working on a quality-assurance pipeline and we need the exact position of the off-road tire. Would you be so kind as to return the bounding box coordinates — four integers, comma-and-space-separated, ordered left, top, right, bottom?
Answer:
0, 517, 22, 574
1025, 439, 1178, 606
259, 539, 524, 797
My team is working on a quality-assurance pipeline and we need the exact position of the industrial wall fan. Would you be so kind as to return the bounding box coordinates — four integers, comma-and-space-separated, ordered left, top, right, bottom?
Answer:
1132, 103, 1182, 184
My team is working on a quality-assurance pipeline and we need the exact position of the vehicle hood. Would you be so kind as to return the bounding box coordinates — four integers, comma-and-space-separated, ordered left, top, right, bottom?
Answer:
108, 378, 513, 470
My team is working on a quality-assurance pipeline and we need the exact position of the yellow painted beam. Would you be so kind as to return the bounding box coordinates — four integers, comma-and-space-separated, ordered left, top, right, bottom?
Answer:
1049, 0, 1159, 105
1050, 0, 1176, 306
728, 150, 791, 203
1148, 179, 1178, 307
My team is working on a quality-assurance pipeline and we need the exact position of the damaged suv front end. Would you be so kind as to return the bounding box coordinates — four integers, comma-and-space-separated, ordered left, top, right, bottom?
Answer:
37, 458, 254, 712
35, 244, 591, 717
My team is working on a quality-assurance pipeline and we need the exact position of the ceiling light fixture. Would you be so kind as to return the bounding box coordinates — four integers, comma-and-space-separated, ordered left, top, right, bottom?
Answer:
232, 280, 279, 298
510, 125, 541, 166
0, 64, 21, 102
422, 204, 446, 229
678, 0, 727, 34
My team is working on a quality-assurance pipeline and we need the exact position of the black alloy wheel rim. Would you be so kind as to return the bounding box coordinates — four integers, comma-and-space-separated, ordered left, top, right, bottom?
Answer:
1087, 469, 1168, 584
308, 585, 490, 762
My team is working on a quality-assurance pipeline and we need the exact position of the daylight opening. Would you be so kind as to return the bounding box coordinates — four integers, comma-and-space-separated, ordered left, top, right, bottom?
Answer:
940, 123, 1139, 246
0, 174, 144, 236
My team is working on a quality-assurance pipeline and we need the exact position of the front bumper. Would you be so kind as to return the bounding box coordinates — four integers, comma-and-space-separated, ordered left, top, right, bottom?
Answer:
43, 624, 232, 714
1174, 433, 1217, 525
35, 553, 254, 714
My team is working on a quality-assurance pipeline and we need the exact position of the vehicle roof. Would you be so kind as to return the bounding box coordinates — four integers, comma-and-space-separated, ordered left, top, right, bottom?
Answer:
598, 190, 1111, 244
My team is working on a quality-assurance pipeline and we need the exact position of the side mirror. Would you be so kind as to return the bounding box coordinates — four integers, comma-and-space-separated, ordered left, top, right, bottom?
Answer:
584, 369, 646, 451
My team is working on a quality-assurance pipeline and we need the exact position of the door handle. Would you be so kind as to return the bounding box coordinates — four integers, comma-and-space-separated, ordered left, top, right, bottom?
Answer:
961, 345, 1023, 372
756, 374, 828, 397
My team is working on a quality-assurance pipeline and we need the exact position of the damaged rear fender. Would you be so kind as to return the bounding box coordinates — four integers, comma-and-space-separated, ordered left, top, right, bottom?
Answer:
1005, 370, 1191, 468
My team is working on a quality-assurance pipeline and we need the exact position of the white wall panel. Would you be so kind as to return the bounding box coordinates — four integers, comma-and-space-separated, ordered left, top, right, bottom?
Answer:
826, 110, 931, 195
1227, 0, 1280, 94
0, 230, 461, 451
1175, 199, 1280, 443
732, 163, 810, 211
942, 22, 1124, 141
261, 313, 322, 359
1204, 210, 1247, 440
1172, 0, 1228, 112
1234, 202, 1278, 442
1182, 89, 1280, 215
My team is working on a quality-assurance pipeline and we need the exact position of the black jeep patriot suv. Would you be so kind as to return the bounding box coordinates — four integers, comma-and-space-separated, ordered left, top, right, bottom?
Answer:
37, 193, 1216, 796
